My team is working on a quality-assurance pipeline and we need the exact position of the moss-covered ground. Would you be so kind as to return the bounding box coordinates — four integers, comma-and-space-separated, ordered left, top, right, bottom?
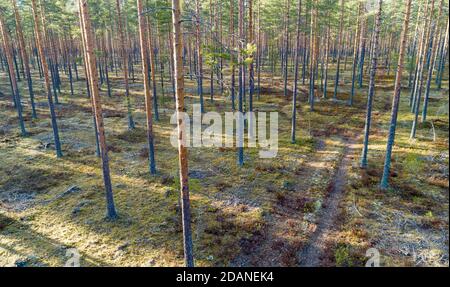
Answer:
0, 64, 448, 266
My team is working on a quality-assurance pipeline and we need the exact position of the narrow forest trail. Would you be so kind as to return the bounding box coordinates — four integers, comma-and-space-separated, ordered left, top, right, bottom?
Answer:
297, 79, 394, 267
229, 84, 371, 267
230, 136, 340, 267
298, 137, 357, 266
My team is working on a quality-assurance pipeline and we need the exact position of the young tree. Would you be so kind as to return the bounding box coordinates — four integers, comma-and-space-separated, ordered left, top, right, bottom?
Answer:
171, 0, 194, 267
380, 0, 413, 190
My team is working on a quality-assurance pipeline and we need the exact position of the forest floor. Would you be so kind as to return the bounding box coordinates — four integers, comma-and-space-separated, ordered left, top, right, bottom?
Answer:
0, 66, 448, 267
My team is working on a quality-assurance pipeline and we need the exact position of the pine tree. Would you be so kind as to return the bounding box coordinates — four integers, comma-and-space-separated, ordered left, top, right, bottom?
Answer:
237, 0, 245, 166
410, 0, 435, 139
380, 0, 413, 190
195, 0, 204, 113
79, 0, 117, 219
0, 10, 27, 136
31, 0, 63, 158
349, 1, 363, 106
171, 0, 194, 267
137, 0, 157, 175
360, 0, 383, 169
333, 0, 345, 100
12, 0, 37, 119
291, 0, 302, 144
421, 0, 444, 123
283, 0, 291, 98
116, 0, 135, 130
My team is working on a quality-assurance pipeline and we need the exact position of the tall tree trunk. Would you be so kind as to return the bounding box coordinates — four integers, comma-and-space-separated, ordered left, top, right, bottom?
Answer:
409, 0, 427, 107
65, 33, 75, 98
309, 0, 318, 111
146, 15, 160, 122
283, 0, 291, 97
79, 0, 117, 219
380, 0, 412, 189
421, 0, 444, 122
102, 32, 112, 98
13, 0, 37, 119
436, 20, 448, 89
137, 0, 157, 175
256, 0, 262, 100
291, 0, 302, 143
116, 0, 135, 130
249, 0, 255, 113
80, 27, 101, 157
357, 10, 367, 89
0, 12, 27, 136
195, 0, 205, 113
171, 0, 194, 267
230, 0, 236, 111
31, 0, 63, 158
323, 17, 330, 99
410, 0, 435, 139
408, 2, 422, 89
349, 2, 363, 106
209, 0, 215, 103
360, 0, 383, 169
333, 0, 345, 99
237, 0, 245, 166
79, 14, 101, 158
